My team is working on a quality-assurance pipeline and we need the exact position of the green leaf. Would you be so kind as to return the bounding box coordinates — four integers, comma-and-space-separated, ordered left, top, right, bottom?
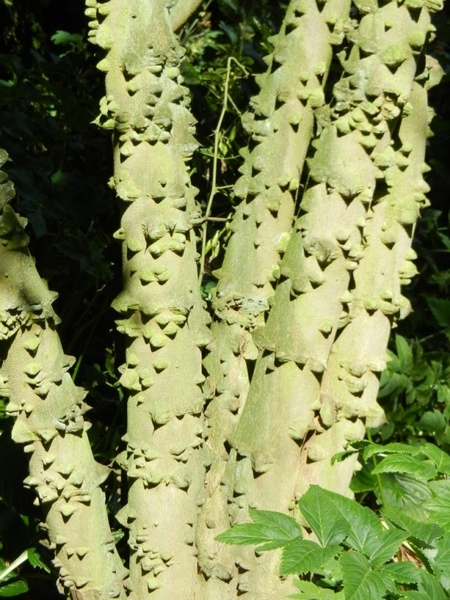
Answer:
350, 463, 377, 494
281, 539, 340, 575
371, 454, 437, 480
219, 21, 238, 44
425, 297, 450, 329
432, 533, 450, 590
331, 448, 358, 464
401, 569, 448, 599
327, 495, 383, 557
340, 552, 387, 600
378, 472, 432, 519
395, 335, 413, 372
382, 505, 443, 546
379, 561, 422, 585
367, 528, 407, 568
299, 486, 349, 547
0, 552, 28, 597
51, 30, 83, 47
27, 547, 50, 573
419, 443, 450, 474
249, 509, 303, 549
180, 60, 201, 85
215, 509, 302, 551
290, 579, 344, 599
0, 579, 29, 597
377, 372, 404, 398
363, 442, 420, 462
419, 411, 447, 435
299, 486, 404, 568
425, 480, 450, 531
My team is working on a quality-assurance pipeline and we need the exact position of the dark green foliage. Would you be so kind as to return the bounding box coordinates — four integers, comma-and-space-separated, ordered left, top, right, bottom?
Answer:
179, 0, 289, 274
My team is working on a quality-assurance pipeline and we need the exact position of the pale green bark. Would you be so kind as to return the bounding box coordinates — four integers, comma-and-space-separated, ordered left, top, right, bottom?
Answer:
169, 0, 203, 31
297, 0, 441, 496
0, 150, 127, 599
87, 1, 210, 598
213, 0, 352, 325
86, 0, 442, 598
222, 1, 442, 597
196, 0, 353, 596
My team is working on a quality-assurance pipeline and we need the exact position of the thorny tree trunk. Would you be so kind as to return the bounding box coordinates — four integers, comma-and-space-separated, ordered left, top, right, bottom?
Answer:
0, 0, 443, 598
86, 0, 442, 597
0, 150, 127, 598
196, 0, 354, 596
87, 1, 211, 598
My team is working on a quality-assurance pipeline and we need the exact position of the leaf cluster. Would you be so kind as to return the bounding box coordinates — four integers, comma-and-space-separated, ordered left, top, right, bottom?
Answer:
218, 442, 450, 599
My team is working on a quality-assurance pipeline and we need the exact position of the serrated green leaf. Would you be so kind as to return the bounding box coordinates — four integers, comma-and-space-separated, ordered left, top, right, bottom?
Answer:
300, 486, 400, 564
379, 561, 422, 585
281, 539, 340, 575
419, 443, 450, 474
423, 496, 450, 532
432, 533, 450, 590
382, 505, 443, 545
340, 552, 387, 600
401, 591, 439, 599
299, 486, 348, 547
363, 442, 420, 462
395, 335, 413, 372
415, 569, 447, 599
215, 522, 294, 550
216, 509, 302, 551
290, 579, 344, 599
249, 509, 303, 549
372, 454, 436, 480
367, 528, 407, 568
428, 479, 450, 497
379, 472, 432, 519
27, 547, 50, 573
426, 297, 450, 329
424, 481, 450, 532
327, 495, 383, 557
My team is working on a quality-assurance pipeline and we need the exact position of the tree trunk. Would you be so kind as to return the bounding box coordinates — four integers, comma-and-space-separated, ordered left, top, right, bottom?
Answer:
0, 0, 443, 597
87, 1, 211, 597
89, 0, 443, 596
0, 150, 127, 598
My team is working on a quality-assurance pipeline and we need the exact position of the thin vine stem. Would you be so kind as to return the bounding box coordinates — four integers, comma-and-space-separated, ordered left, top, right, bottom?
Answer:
198, 56, 248, 282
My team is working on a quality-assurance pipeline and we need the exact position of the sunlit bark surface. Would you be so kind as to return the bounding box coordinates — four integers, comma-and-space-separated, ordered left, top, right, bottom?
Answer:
0, 149, 127, 599
88, 1, 210, 598
87, 0, 443, 598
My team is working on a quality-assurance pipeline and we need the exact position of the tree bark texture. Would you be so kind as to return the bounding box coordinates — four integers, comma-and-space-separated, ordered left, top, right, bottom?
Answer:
0, 150, 127, 599
2, 0, 443, 598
